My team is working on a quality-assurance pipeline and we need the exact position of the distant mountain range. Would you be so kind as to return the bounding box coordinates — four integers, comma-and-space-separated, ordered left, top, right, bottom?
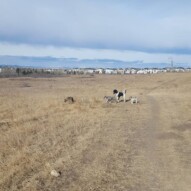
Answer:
0, 55, 190, 69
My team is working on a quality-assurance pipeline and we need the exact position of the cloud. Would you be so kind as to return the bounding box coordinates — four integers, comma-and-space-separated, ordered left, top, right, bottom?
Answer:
1, 43, 191, 68
1, 0, 191, 54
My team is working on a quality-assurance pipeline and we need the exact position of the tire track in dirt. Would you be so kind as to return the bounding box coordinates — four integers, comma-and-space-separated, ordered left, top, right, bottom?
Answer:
116, 94, 163, 191
141, 87, 191, 190
141, 95, 162, 190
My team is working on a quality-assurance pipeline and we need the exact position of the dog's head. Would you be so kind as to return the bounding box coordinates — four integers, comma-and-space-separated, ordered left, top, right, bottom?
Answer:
113, 89, 118, 94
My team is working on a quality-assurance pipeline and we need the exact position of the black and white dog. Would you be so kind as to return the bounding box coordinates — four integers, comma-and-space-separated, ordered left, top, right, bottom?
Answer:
113, 89, 126, 102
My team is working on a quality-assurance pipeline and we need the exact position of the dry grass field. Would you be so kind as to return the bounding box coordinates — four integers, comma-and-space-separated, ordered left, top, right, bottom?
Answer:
0, 73, 191, 191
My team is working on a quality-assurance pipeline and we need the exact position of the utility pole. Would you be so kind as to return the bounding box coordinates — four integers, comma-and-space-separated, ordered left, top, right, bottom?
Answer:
168, 57, 173, 68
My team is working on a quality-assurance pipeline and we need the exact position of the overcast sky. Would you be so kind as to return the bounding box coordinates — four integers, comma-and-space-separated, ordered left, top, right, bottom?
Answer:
0, 0, 191, 67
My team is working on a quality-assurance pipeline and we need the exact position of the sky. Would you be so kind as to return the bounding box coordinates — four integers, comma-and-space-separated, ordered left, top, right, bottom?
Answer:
0, 0, 191, 67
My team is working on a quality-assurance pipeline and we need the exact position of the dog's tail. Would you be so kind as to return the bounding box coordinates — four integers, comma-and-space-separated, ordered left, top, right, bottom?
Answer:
123, 89, 127, 102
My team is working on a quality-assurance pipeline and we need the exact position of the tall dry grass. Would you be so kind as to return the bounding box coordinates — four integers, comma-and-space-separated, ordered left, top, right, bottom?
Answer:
0, 73, 191, 190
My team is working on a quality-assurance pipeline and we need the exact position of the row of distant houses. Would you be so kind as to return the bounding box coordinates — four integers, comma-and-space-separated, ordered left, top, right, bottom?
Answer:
0, 67, 191, 76
45, 67, 191, 74
46, 67, 191, 75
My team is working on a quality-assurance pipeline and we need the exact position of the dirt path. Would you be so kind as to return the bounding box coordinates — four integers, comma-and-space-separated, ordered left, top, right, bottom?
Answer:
137, 93, 191, 191
135, 95, 162, 190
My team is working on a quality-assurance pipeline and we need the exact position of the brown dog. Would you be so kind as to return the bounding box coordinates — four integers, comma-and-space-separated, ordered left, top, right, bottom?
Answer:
64, 97, 75, 103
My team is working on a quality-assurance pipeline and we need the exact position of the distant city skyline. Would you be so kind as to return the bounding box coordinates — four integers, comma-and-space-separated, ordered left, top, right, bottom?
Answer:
0, 1, 191, 67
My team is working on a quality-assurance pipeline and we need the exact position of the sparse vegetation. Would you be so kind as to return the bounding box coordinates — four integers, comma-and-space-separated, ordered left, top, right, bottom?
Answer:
0, 73, 191, 191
